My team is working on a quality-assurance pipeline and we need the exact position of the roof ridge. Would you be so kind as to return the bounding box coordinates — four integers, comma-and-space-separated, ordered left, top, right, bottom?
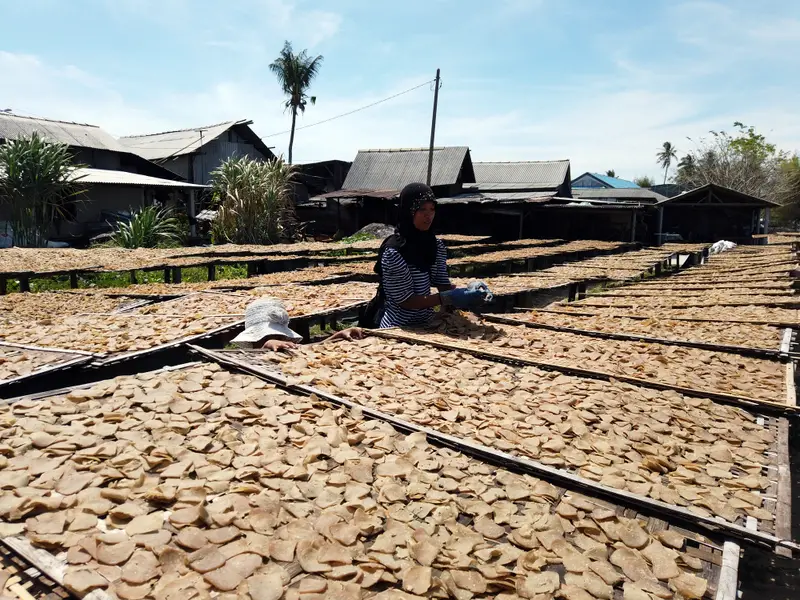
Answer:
474, 159, 570, 165
357, 146, 468, 153
0, 112, 101, 129
119, 119, 246, 139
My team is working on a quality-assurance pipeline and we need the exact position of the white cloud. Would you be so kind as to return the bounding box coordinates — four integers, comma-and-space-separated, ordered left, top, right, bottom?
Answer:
2, 25, 799, 184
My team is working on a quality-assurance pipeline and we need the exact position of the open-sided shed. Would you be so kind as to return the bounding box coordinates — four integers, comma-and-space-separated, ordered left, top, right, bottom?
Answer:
656, 183, 778, 244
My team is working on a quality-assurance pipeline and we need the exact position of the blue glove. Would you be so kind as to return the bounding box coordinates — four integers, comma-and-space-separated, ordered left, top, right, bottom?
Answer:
467, 280, 494, 303
440, 283, 492, 309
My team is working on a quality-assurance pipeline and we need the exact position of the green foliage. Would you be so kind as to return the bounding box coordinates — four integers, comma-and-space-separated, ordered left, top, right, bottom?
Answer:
338, 232, 378, 244
605, 169, 616, 177
773, 156, 800, 226
269, 40, 323, 164
633, 175, 655, 187
210, 155, 295, 245
111, 205, 182, 248
729, 121, 776, 161
677, 122, 791, 206
0, 133, 85, 247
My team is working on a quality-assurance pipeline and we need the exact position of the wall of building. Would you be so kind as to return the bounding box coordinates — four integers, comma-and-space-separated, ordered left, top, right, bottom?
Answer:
162, 130, 270, 185
71, 148, 123, 170
571, 174, 605, 189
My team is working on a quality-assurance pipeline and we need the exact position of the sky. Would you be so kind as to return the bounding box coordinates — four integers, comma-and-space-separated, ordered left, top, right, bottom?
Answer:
1, 0, 800, 181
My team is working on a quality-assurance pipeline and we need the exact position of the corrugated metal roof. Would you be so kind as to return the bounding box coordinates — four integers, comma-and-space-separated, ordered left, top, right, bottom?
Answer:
574, 188, 666, 204
436, 191, 554, 205
658, 183, 780, 207
342, 147, 474, 191
0, 112, 125, 151
119, 120, 273, 161
70, 167, 207, 189
473, 160, 569, 189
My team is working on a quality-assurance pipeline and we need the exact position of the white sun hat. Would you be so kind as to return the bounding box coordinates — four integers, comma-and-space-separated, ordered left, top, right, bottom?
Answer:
231, 297, 302, 345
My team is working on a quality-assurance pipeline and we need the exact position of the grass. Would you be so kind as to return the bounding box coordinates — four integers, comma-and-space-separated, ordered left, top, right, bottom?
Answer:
9, 262, 252, 294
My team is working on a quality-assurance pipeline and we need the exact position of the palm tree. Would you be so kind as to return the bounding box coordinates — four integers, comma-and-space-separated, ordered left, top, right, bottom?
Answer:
605, 169, 616, 178
656, 141, 678, 184
269, 41, 323, 164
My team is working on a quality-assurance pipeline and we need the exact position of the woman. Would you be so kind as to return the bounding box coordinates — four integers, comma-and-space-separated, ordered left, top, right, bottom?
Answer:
374, 182, 491, 329
231, 297, 364, 352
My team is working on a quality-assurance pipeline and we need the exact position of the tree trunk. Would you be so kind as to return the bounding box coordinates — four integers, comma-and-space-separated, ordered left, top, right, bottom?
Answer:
288, 105, 297, 165
663, 165, 668, 185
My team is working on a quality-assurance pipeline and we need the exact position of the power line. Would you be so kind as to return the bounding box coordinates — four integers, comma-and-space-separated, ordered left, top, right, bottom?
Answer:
261, 79, 435, 139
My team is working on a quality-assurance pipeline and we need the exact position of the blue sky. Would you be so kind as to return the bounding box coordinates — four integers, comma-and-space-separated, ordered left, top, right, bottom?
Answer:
1, 0, 799, 180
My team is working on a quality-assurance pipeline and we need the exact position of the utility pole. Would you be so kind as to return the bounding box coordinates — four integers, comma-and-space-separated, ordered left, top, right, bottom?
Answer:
426, 68, 441, 187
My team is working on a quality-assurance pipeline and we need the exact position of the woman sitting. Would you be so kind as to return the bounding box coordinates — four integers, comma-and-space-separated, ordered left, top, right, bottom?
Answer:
376, 182, 491, 328
231, 297, 363, 352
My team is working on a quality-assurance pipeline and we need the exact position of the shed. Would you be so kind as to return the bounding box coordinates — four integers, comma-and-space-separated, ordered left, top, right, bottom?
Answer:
473, 160, 571, 197
572, 172, 640, 189
655, 183, 778, 244
341, 146, 475, 198
119, 120, 276, 185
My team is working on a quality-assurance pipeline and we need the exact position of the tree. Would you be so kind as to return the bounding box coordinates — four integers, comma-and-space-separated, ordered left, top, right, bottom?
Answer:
0, 133, 85, 247
633, 175, 655, 187
677, 154, 696, 181
676, 122, 790, 204
605, 170, 616, 178
656, 141, 677, 184
269, 41, 323, 165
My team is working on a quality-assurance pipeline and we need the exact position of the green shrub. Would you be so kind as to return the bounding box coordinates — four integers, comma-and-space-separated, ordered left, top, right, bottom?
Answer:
210, 156, 295, 244
112, 205, 181, 248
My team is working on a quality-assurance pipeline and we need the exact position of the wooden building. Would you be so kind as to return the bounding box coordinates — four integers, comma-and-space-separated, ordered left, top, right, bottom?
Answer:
119, 119, 276, 185
0, 112, 204, 245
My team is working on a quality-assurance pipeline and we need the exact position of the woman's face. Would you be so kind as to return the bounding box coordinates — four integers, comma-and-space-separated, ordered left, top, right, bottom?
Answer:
412, 201, 436, 231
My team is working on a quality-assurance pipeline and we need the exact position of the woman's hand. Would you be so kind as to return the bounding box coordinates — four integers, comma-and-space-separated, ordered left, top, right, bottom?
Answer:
262, 339, 299, 353
327, 328, 365, 342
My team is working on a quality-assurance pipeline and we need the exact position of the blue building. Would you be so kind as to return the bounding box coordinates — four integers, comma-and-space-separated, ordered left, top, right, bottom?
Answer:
571, 172, 640, 189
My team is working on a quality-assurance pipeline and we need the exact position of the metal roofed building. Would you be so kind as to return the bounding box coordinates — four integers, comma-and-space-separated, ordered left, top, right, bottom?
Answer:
654, 183, 778, 244
571, 172, 640, 189
0, 112, 206, 244
0, 112, 183, 181
341, 146, 476, 197
119, 120, 276, 185
573, 187, 667, 205
472, 159, 571, 197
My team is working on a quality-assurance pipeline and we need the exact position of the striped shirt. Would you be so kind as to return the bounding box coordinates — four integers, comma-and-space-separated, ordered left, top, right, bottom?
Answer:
379, 239, 451, 328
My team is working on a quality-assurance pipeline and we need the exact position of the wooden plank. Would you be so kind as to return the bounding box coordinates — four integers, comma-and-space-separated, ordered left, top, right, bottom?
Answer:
482, 313, 784, 360
714, 541, 741, 600
775, 417, 793, 558
0, 341, 97, 357
369, 329, 799, 417
0, 355, 93, 391
190, 345, 800, 553
532, 307, 799, 328
0, 535, 114, 600
1, 361, 203, 407
785, 362, 796, 407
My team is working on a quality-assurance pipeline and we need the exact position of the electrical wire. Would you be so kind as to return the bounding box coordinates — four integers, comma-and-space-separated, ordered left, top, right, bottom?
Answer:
261, 79, 435, 138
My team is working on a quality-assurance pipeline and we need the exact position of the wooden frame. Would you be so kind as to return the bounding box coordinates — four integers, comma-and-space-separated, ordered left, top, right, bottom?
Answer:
189, 345, 798, 553
482, 313, 787, 360
369, 329, 799, 417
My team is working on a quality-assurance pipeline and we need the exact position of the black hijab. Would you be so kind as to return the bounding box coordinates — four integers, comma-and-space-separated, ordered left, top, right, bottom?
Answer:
377, 183, 438, 274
